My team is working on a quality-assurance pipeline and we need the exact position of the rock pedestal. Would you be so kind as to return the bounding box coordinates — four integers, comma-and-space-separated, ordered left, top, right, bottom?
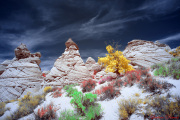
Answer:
44, 38, 92, 86
0, 44, 43, 102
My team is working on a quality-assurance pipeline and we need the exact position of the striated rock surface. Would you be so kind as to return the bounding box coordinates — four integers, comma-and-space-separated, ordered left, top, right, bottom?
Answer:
85, 57, 101, 73
123, 40, 173, 68
0, 44, 43, 102
44, 38, 92, 86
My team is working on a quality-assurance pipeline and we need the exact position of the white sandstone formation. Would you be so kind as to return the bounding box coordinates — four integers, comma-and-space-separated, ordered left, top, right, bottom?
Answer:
0, 43, 43, 102
44, 38, 92, 86
123, 40, 173, 68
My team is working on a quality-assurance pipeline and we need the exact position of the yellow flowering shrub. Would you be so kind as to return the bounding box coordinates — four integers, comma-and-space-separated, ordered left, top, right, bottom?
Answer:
98, 45, 134, 74
44, 86, 52, 93
11, 93, 44, 119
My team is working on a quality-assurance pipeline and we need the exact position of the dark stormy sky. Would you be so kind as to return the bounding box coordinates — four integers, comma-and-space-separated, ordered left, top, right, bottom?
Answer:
0, 0, 180, 71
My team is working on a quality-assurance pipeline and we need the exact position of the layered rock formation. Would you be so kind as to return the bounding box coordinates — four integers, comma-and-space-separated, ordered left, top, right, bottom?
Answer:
44, 38, 92, 86
85, 57, 101, 73
123, 40, 173, 68
0, 43, 43, 102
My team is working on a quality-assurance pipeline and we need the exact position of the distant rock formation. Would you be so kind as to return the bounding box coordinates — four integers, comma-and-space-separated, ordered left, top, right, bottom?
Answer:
123, 40, 173, 68
85, 57, 101, 72
44, 38, 92, 86
0, 43, 43, 102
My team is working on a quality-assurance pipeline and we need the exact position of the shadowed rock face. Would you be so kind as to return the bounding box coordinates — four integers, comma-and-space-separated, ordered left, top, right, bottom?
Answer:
44, 38, 91, 86
123, 40, 173, 68
65, 38, 79, 50
0, 44, 43, 102
15, 43, 31, 59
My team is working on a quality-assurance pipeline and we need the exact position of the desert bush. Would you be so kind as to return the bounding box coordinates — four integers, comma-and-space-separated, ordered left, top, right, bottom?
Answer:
99, 85, 120, 101
51, 87, 62, 98
145, 95, 180, 119
44, 86, 52, 94
118, 98, 140, 119
98, 45, 134, 74
111, 79, 123, 87
124, 69, 142, 86
64, 84, 78, 97
59, 109, 80, 120
70, 90, 98, 116
92, 89, 102, 96
36, 103, 57, 120
84, 104, 103, 120
138, 76, 163, 92
151, 57, 180, 80
81, 79, 96, 93
0, 102, 6, 116
138, 67, 150, 76
10, 92, 43, 119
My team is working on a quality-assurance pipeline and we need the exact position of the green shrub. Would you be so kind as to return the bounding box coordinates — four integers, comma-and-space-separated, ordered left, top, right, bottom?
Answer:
70, 90, 102, 118
152, 58, 180, 80
85, 105, 103, 120
59, 110, 80, 120
64, 84, 78, 97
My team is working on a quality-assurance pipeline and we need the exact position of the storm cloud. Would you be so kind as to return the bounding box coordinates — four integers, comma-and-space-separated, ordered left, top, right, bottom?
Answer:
0, 0, 180, 71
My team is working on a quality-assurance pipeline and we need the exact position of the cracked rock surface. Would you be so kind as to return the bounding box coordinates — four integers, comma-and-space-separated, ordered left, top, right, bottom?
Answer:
123, 40, 173, 68
0, 44, 43, 102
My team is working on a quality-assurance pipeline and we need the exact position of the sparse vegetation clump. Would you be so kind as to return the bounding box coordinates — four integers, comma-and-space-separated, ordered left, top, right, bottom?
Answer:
9, 92, 44, 119
64, 84, 103, 119
59, 109, 80, 120
81, 79, 96, 93
151, 57, 180, 80
143, 94, 180, 119
98, 45, 134, 75
35, 103, 57, 120
0, 102, 6, 117
118, 98, 141, 119
43, 86, 53, 94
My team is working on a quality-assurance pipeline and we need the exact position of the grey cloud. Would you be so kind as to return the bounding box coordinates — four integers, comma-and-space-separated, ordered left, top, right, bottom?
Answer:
156, 33, 180, 44
137, 0, 180, 15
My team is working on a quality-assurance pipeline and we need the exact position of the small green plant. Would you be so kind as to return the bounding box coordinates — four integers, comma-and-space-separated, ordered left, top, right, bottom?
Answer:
59, 110, 80, 120
84, 105, 103, 120
151, 57, 180, 80
64, 84, 78, 97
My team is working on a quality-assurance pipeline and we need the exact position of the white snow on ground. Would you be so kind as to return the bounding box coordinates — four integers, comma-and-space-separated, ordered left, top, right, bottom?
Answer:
0, 101, 19, 120
0, 72, 179, 120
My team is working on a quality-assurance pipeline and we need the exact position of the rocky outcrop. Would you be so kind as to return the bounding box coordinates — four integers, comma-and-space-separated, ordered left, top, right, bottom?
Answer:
44, 38, 92, 86
123, 40, 173, 68
85, 57, 101, 73
0, 44, 43, 102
